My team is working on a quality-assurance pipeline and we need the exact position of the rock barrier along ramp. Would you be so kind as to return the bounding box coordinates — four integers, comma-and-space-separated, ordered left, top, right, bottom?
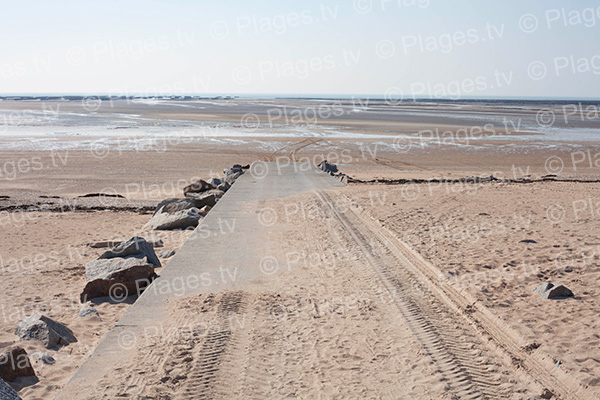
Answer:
56, 162, 345, 398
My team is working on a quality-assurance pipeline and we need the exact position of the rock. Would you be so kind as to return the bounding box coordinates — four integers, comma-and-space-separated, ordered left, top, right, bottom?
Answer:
544, 284, 574, 299
144, 208, 205, 231
14, 315, 76, 349
209, 178, 222, 187
241, 164, 250, 169
541, 388, 554, 399
533, 282, 574, 299
223, 171, 242, 184
29, 352, 55, 365
520, 239, 537, 244
81, 257, 156, 302
99, 237, 161, 268
217, 181, 231, 192
159, 249, 175, 258
183, 180, 214, 197
78, 193, 125, 198
0, 378, 20, 400
0, 347, 35, 382
78, 307, 100, 319
533, 282, 554, 294
88, 238, 163, 248
180, 192, 217, 209
318, 161, 338, 174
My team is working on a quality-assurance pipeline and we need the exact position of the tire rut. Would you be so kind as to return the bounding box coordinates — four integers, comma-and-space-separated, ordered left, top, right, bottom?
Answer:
315, 189, 521, 399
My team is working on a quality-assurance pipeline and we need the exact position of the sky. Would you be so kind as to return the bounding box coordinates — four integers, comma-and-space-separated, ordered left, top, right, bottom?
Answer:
0, 0, 599, 98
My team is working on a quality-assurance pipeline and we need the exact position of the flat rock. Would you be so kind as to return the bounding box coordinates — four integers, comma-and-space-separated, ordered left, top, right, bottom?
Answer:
87, 238, 163, 248
180, 192, 218, 209
159, 249, 175, 258
15, 315, 76, 349
0, 378, 20, 400
183, 180, 214, 197
99, 237, 161, 268
81, 257, 156, 302
144, 207, 205, 231
0, 347, 35, 382
29, 352, 55, 365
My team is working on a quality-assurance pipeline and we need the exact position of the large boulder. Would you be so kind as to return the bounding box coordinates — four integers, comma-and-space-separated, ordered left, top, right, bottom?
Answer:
99, 237, 161, 268
14, 315, 76, 349
183, 180, 214, 197
144, 207, 204, 231
209, 178, 222, 187
0, 347, 35, 382
81, 256, 156, 302
0, 378, 20, 400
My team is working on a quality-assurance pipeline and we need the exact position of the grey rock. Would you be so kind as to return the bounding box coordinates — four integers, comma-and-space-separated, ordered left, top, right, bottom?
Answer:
78, 307, 100, 319
14, 315, 76, 349
217, 181, 231, 192
144, 207, 204, 231
533, 282, 554, 294
99, 237, 161, 268
0, 378, 20, 400
159, 249, 175, 258
318, 161, 338, 174
29, 352, 55, 365
533, 282, 574, 299
223, 171, 242, 184
81, 257, 156, 302
209, 178, 222, 187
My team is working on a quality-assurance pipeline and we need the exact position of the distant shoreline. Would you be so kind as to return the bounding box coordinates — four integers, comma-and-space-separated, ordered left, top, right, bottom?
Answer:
1, 95, 599, 105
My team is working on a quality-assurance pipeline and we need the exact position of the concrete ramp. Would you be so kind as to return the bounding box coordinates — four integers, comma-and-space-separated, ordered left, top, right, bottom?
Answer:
56, 162, 344, 398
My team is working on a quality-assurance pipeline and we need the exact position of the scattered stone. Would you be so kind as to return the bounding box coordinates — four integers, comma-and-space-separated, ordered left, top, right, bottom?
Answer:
217, 181, 231, 192
144, 207, 205, 231
533, 282, 574, 299
29, 352, 55, 365
520, 239, 537, 244
78, 193, 125, 198
0, 378, 20, 400
563, 266, 574, 273
99, 237, 161, 268
15, 315, 76, 349
78, 307, 100, 319
541, 388, 554, 399
159, 249, 175, 258
81, 257, 156, 302
0, 347, 35, 382
209, 178, 222, 187
183, 180, 214, 197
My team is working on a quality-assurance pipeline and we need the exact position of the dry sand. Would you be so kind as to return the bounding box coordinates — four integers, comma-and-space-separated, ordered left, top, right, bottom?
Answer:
1, 99, 599, 398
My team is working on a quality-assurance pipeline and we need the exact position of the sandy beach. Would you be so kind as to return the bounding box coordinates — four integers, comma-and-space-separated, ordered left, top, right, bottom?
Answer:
1, 99, 599, 399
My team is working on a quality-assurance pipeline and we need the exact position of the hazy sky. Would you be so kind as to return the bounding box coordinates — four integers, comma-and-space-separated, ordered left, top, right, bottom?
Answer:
1, 0, 599, 98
